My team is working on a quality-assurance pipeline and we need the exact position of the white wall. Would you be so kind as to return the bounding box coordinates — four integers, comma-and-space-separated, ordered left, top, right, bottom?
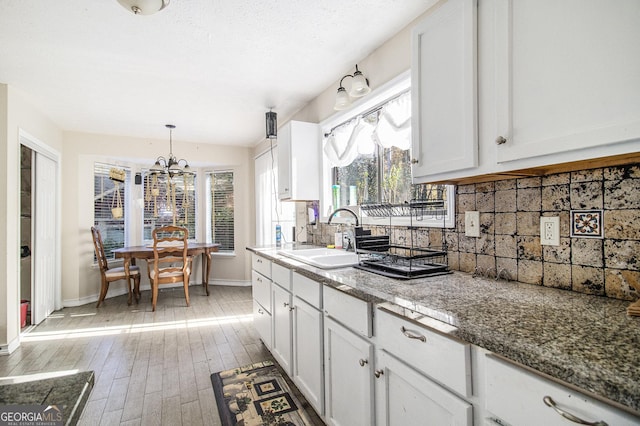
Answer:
0, 84, 63, 350
62, 131, 254, 306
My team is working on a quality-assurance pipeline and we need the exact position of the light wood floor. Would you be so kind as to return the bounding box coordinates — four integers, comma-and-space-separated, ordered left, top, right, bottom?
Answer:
0, 285, 275, 425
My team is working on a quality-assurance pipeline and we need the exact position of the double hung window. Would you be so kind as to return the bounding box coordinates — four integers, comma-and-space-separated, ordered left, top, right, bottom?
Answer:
324, 89, 454, 227
142, 172, 197, 240
93, 163, 130, 259
208, 171, 235, 252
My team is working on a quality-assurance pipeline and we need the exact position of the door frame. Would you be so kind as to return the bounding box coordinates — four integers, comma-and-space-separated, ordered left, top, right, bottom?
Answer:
19, 128, 62, 328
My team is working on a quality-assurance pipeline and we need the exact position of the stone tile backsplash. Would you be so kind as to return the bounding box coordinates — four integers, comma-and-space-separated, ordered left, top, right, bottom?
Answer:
308, 164, 640, 301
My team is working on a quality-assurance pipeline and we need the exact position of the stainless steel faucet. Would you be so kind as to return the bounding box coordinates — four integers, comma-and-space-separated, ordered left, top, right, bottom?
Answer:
327, 208, 360, 227
327, 208, 359, 251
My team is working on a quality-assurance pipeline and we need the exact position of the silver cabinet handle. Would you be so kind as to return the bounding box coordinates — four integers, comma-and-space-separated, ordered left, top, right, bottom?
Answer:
543, 396, 608, 426
401, 326, 426, 342
411, 158, 419, 164
359, 359, 368, 367
374, 369, 384, 378
288, 306, 294, 312
256, 258, 262, 263
283, 302, 290, 307
257, 277, 262, 283
258, 308, 264, 315
496, 136, 507, 145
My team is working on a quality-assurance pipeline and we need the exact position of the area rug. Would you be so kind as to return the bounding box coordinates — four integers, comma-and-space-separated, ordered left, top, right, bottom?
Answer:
211, 360, 314, 426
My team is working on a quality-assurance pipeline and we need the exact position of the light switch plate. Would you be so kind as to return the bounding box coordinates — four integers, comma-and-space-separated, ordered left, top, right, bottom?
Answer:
465, 211, 480, 238
540, 216, 560, 246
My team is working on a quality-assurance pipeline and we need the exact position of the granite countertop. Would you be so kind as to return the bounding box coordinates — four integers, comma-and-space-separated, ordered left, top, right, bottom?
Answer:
248, 245, 640, 415
0, 371, 95, 425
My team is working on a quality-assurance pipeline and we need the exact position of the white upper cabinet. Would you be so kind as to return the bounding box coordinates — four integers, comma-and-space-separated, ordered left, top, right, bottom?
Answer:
277, 120, 320, 200
494, 0, 640, 164
411, 0, 478, 182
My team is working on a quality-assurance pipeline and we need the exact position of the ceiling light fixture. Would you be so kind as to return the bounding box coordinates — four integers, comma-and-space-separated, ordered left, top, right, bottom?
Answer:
150, 124, 192, 177
266, 109, 277, 139
117, 0, 169, 15
334, 64, 372, 110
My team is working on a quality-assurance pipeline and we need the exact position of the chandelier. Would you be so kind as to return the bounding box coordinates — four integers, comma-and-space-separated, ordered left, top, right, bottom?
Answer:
147, 124, 193, 226
150, 124, 193, 177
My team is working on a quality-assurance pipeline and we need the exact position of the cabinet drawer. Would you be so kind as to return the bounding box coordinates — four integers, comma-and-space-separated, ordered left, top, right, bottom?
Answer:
252, 270, 272, 313
485, 355, 640, 426
292, 272, 322, 309
376, 308, 471, 397
323, 285, 372, 337
272, 263, 291, 290
252, 253, 271, 278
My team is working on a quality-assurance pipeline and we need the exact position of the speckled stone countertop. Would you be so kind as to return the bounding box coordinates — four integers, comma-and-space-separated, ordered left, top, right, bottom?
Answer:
0, 370, 94, 425
248, 245, 640, 415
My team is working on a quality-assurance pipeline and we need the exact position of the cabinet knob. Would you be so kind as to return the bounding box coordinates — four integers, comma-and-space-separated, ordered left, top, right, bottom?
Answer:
257, 277, 262, 283
374, 369, 384, 378
258, 308, 264, 315
411, 158, 419, 164
359, 359, 368, 367
289, 306, 294, 312
495, 136, 507, 145
543, 396, 608, 426
401, 326, 427, 342
283, 302, 290, 307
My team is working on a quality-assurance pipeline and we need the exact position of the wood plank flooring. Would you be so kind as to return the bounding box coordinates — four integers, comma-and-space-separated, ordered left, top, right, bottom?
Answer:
0, 285, 287, 425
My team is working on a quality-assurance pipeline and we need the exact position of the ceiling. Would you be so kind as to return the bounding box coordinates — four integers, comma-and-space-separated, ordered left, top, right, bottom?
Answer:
0, 0, 433, 147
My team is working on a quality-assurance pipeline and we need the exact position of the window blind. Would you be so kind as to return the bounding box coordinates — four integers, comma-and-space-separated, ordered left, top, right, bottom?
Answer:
94, 163, 130, 260
209, 171, 235, 251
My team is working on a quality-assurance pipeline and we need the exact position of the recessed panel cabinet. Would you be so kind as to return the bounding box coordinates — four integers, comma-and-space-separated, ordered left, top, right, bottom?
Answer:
494, 0, 640, 164
411, 0, 640, 183
277, 120, 320, 201
411, 0, 478, 182
375, 350, 473, 426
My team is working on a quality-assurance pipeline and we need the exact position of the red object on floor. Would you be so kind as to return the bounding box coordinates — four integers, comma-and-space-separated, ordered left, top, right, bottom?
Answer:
20, 300, 29, 328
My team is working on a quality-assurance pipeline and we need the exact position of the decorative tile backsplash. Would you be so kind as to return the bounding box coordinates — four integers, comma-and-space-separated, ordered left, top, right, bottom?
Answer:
308, 164, 640, 301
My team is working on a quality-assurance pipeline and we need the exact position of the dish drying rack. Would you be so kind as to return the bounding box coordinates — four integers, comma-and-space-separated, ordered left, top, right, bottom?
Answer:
354, 199, 450, 280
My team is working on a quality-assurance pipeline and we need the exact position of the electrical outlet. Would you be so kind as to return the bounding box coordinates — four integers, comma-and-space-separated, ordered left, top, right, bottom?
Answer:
465, 211, 480, 237
540, 216, 560, 246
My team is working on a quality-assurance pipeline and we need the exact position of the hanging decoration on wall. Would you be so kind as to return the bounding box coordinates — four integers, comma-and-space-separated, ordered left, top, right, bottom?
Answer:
109, 167, 125, 219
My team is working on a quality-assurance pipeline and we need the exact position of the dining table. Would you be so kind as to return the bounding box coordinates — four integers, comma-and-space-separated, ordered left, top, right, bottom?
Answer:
113, 242, 220, 303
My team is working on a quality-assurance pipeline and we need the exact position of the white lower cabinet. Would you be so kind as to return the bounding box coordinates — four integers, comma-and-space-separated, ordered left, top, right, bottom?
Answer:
272, 282, 292, 375
485, 354, 640, 426
324, 315, 374, 426
252, 299, 271, 350
375, 350, 473, 426
251, 255, 272, 350
292, 294, 324, 416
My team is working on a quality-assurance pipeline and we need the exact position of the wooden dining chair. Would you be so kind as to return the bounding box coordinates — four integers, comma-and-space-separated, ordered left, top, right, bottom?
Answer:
148, 225, 192, 312
91, 226, 140, 307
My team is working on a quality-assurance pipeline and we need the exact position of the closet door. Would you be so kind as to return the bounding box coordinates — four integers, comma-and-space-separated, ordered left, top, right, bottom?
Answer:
33, 152, 57, 324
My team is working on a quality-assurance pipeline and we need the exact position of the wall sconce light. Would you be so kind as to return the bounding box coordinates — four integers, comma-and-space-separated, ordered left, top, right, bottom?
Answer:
334, 64, 371, 110
266, 110, 277, 139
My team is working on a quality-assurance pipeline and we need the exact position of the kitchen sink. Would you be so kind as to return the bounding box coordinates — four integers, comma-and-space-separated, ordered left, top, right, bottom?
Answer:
278, 247, 359, 269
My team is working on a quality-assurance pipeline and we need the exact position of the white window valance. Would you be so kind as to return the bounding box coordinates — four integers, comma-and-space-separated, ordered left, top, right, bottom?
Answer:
323, 91, 411, 167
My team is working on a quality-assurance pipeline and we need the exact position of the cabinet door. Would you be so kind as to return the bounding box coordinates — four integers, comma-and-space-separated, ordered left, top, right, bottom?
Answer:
277, 121, 320, 200
324, 317, 374, 426
272, 283, 293, 376
292, 295, 324, 416
375, 350, 472, 426
411, 0, 478, 181
253, 299, 272, 350
494, 0, 640, 163
277, 121, 292, 199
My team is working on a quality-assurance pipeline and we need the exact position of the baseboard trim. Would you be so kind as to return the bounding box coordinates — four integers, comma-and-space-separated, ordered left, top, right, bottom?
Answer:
63, 280, 251, 307
0, 336, 20, 355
